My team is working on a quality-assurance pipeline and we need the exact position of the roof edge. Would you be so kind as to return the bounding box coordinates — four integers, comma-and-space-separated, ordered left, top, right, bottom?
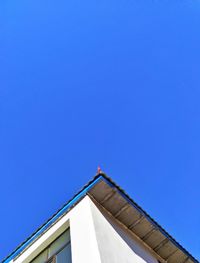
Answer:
2, 173, 103, 263
2, 172, 199, 263
99, 174, 199, 263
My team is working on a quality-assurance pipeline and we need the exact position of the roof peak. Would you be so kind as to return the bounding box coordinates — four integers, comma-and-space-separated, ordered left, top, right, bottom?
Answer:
3, 172, 198, 263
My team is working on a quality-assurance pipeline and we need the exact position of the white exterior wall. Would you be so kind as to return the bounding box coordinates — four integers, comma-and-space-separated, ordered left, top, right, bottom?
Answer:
10, 196, 158, 263
69, 197, 101, 263
89, 199, 158, 263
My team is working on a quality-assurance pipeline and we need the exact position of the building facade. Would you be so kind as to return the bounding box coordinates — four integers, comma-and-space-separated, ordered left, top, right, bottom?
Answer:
3, 173, 198, 263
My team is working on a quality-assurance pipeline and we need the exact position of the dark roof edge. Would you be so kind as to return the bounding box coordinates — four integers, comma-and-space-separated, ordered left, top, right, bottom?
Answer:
101, 174, 199, 263
2, 173, 199, 263
2, 173, 103, 263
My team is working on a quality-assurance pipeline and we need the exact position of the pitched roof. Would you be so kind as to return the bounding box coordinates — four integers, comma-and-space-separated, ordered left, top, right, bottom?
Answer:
2, 173, 199, 263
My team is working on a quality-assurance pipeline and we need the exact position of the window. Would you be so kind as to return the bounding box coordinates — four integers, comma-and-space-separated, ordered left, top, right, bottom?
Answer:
31, 229, 71, 263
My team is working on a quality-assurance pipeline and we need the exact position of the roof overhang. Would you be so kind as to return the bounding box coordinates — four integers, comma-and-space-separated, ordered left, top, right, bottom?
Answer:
3, 173, 198, 263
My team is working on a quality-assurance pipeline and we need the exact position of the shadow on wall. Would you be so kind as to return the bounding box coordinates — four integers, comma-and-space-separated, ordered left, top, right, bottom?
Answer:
92, 200, 158, 263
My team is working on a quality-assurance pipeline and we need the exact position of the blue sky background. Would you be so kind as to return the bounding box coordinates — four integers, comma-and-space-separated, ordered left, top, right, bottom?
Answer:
0, 0, 200, 261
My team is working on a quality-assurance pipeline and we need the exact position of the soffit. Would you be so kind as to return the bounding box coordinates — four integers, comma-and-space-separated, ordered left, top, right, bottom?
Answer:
88, 177, 198, 263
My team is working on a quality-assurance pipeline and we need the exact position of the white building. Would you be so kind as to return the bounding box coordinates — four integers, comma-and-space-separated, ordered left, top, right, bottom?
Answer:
3, 173, 198, 263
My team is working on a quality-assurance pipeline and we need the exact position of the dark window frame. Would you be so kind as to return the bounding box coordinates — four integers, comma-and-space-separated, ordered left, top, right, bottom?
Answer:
31, 229, 71, 263
45, 241, 70, 263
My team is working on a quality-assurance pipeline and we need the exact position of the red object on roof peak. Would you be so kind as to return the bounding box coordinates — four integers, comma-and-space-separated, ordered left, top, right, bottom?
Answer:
97, 166, 102, 174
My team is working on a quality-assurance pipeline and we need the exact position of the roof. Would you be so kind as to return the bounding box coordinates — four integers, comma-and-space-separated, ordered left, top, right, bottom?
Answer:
2, 173, 199, 263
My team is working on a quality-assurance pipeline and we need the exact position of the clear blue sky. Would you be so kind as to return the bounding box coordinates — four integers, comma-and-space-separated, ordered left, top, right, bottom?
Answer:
0, 0, 200, 261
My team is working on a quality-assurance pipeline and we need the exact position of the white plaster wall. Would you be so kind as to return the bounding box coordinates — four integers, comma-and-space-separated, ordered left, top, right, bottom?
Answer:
12, 196, 101, 263
89, 199, 158, 263
11, 195, 158, 263
69, 197, 101, 263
